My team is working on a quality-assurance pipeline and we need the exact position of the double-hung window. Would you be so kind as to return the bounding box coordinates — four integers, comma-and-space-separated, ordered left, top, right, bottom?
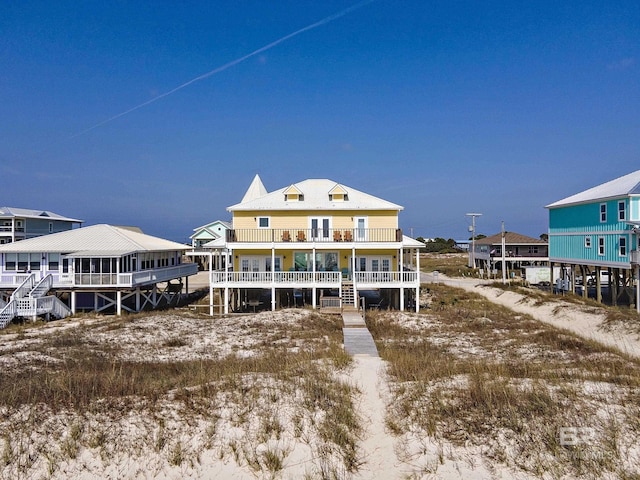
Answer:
618, 201, 626, 221
598, 237, 605, 256
584, 236, 592, 248
600, 204, 607, 223
619, 237, 627, 256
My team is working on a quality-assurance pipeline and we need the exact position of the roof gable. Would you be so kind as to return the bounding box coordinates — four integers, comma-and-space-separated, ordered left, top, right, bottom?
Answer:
546, 170, 640, 208
228, 178, 403, 212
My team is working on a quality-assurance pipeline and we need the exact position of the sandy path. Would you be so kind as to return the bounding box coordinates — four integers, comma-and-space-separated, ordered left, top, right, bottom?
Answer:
423, 273, 640, 359
350, 355, 404, 479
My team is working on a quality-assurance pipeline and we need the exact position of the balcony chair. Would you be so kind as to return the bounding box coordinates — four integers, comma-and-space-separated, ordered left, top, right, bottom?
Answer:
297, 230, 306, 242
282, 231, 291, 242
344, 230, 353, 242
333, 230, 342, 242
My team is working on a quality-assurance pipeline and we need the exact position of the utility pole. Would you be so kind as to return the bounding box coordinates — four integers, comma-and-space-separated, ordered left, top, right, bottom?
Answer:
501, 221, 506, 284
466, 213, 482, 269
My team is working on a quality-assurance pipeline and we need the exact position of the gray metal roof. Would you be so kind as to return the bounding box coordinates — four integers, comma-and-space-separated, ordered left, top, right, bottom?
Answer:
0, 224, 189, 255
546, 170, 640, 208
228, 178, 404, 212
0, 207, 83, 223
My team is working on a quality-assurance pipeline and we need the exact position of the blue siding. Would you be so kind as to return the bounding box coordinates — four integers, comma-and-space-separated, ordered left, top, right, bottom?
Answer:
24, 218, 75, 237
631, 196, 640, 222
549, 197, 632, 266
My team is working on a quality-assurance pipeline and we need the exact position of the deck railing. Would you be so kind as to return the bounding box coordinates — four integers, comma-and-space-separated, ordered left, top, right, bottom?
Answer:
631, 250, 639, 265
226, 228, 403, 243
210, 270, 418, 285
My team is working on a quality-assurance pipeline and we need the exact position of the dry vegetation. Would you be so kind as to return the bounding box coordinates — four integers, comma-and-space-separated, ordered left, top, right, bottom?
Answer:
0, 310, 358, 479
419, 253, 470, 277
367, 284, 640, 479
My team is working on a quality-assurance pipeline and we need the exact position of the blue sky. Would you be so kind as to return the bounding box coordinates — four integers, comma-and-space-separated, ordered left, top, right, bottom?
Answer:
1, 1, 638, 243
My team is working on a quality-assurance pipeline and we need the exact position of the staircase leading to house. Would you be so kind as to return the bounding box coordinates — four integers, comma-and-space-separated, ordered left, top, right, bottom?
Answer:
341, 281, 357, 310
0, 274, 72, 329
29, 275, 54, 299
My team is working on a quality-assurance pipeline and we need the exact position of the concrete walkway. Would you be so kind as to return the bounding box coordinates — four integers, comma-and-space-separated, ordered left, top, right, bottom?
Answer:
342, 311, 379, 357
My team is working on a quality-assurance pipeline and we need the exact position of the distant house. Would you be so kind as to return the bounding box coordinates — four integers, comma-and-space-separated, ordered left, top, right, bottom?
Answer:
546, 170, 640, 310
472, 232, 548, 275
0, 224, 198, 327
0, 207, 82, 244
190, 220, 232, 248
202, 175, 423, 314
189, 220, 231, 270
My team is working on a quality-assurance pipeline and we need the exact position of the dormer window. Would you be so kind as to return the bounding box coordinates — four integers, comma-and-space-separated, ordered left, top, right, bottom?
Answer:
284, 184, 304, 202
329, 184, 349, 202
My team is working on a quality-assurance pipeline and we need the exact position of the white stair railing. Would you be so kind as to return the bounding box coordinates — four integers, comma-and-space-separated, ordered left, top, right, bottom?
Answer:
48, 297, 73, 319
29, 274, 53, 298
0, 300, 17, 329
11, 274, 36, 301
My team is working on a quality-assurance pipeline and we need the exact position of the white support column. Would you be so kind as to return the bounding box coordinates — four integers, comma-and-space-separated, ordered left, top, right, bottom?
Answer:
416, 246, 420, 313
116, 290, 122, 316
636, 265, 639, 314
209, 254, 214, 316
399, 246, 404, 311
209, 284, 214, 316
136, 288, 140, 311
71, 291, 76, 314
224, 287, 229, 315
351, 245, 357, 304
271, 247, 276, 311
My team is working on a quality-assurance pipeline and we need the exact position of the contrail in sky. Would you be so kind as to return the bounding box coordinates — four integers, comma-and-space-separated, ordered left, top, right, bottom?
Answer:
68, 0, 376, 140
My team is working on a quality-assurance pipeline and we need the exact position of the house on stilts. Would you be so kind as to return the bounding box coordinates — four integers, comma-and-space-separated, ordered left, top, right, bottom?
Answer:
198, 175, 424, 315
0, 224, 199, 328
546, 169, 640, 312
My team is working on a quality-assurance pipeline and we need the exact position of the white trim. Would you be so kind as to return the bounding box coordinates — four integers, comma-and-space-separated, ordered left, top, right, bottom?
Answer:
619, 236, 627, 257
618, 200, 626, 221
598, 236, 605, 256
257, 216, 270, 229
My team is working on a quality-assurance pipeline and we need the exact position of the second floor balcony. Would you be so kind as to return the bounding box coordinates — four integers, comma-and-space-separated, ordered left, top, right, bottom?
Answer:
226, 228, 403, 244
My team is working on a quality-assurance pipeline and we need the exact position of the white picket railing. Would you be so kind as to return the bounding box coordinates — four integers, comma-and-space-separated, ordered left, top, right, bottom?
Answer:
0, 300, 17, 329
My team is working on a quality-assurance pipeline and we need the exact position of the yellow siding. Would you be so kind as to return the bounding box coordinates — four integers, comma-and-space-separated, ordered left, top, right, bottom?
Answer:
233, 210, 398, 230
232, 247, 400, 271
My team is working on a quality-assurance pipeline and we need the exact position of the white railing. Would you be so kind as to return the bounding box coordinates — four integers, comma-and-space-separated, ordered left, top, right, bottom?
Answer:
211, 271, 335, 284
10, 274, 36, 301
29, 274, 53, 298
631, 250, 639, 265
210, 270, 418, 285
0, 300, 17, 329
35, 296, 72, 318
227, 227, 403, 243
126, 263, 198, 286
0, 273, 32, 286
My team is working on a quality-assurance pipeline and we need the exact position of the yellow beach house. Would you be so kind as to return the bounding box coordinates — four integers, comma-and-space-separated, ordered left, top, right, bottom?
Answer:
204, 175, 423, 314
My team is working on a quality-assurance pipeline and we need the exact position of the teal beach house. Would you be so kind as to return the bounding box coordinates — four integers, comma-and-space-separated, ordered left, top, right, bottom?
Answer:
546, 170, 640, 311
